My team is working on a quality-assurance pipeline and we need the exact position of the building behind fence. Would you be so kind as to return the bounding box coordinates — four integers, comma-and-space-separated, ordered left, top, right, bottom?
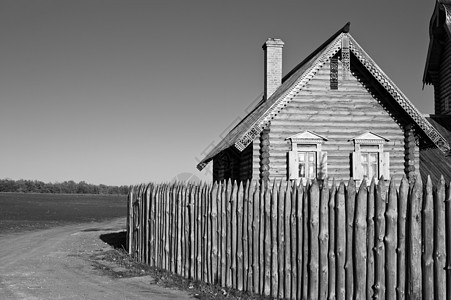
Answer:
127, 176, 451, 299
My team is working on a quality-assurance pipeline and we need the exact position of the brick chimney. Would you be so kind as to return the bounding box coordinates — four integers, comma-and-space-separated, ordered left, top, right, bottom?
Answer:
263, 38, 284, 100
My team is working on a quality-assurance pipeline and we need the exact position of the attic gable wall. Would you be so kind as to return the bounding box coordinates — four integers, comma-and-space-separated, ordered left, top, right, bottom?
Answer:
265, 59, 415, 183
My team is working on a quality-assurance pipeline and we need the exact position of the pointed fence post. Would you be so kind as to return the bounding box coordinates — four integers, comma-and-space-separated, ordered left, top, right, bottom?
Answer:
308, 180, 320, 300
434, 176, 446, 300
296, 182, 305, 300
366, 179, 376, 299
319, 179, 330, 300
445, 180, 451, 300
406, 175, 422, 299
328, 180, 337, 300
373, 177, 387, 300
385, 178, 397, 300
270, 180, 279, 298
422, 176, 434, 299
345, 179, 356, 300
353, 179, 368, 299
335, 181, 346, 300
397, 177, 408, 300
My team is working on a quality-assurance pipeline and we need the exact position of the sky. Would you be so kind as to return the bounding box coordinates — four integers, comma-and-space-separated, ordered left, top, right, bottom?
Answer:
0, 0, 438, 186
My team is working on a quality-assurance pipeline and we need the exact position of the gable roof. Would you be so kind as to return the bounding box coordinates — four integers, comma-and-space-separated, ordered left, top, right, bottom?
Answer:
197, 23, 451, 171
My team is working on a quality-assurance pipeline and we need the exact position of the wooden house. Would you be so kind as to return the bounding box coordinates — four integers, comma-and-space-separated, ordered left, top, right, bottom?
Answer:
421, 0, 451, 183
197, 20, 451, 185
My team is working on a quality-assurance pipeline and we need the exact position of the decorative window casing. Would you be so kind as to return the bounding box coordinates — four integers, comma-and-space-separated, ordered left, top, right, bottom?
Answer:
351, 132, 390, 181
286, 131, 327, 183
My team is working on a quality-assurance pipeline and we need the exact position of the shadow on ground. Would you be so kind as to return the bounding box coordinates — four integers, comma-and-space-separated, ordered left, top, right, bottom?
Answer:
100, 231, 127, 250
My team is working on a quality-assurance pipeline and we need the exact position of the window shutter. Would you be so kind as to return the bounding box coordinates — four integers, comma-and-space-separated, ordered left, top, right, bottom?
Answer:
380, 152, 390, 179
352, 151, 363, 180
318, 152, 328, 179
288, 151, 299, 179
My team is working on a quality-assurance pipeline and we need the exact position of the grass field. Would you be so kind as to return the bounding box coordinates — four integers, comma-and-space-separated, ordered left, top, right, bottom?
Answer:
0, 192, 128, 235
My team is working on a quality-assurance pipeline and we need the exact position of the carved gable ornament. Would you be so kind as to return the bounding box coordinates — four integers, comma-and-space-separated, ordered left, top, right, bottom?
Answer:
286, 131, 328, 144
350, 132, 389, 144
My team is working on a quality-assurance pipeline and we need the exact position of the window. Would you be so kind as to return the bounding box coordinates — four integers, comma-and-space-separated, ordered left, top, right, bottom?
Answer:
286, 131, 327, 182
361, 152, 378, 179
351, 132, 390, 181
298, 151, 317, 178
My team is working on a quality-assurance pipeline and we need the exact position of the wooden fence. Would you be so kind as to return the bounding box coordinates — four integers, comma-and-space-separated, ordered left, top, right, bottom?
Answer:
127, 176, 451, 299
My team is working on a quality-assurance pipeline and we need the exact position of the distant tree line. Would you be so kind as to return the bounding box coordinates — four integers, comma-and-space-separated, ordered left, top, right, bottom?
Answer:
0, 179, 129, 195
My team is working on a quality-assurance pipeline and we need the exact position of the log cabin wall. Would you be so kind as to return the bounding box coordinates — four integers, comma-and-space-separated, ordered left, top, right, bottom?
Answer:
437, 33, 451, 114
266, 59, 411, 184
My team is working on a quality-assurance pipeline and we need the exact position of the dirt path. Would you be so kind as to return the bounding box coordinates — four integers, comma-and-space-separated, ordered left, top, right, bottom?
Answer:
0, 218, 193, 299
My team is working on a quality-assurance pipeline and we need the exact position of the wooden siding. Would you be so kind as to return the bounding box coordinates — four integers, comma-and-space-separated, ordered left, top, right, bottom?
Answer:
438, 34, 451, 114
266, 60, 408, 183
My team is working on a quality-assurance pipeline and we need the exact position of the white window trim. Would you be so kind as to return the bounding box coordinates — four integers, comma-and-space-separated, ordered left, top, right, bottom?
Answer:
286, 131, 327, 183
351, 132, 390, 181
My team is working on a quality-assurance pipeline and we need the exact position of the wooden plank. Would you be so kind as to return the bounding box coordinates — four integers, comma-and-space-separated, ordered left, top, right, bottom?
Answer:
366, 179, 375, 299
220, 181, 227, 286
242, 180, 250, 290
406, 176, 422, 299
247, 180, 257, 292
296, 183, 304, 300
335, 181, 346, 300
373, 178, 387, 300
279, 181, 286, 299
345, 179, 356, 300
308, 180, 320, 300
270, 180, 279, 298
237, 181, 244, 291
211, 182, 219, 284
328, 180, 337, 300
434, 176, 446, 300
252, 182, 260, 293
230, 181, 238, 288
226, 179, 232, 287
353, 179, 368, 299
302, 181, 310, 300
445, 180, 451, 300
396, 177, 408, 300
385, 179, 397, 300
290, 181, 297, 300
422, 176, 434, 299
285, 181, 293, 299
189, 185, 195, 278
319, 179, 329, 300
263, 181, 272, 296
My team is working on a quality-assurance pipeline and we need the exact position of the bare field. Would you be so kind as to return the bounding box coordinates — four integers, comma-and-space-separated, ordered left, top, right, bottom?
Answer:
0, 192, 127, 236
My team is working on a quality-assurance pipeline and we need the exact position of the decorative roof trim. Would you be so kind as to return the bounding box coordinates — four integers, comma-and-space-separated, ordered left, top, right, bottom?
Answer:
234, 34, 344, 151
348, 35, 451, 154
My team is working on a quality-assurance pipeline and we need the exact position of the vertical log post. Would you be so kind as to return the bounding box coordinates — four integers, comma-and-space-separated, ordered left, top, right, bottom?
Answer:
385, 179, 397, 300
336, 182, 346, 300
373, 177, 387, 300
308, 180, 320, 300
366, 179, 376, 299
345, 179, 356, 300
406, 176, 422, 299
328, 181, 337, 300
319, 179, 330, 300
434, 176, 446, 300
270, 180, 279, 298
285, 181, 293, 299
353, 179, 368, 299
445, 180, 451, 300
397, 177, 408, 300
422, 176, 434, 299
295, 183, 304, 300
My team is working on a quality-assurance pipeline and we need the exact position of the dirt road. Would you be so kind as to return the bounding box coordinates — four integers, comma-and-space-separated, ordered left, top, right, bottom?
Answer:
0, 218, 193, 299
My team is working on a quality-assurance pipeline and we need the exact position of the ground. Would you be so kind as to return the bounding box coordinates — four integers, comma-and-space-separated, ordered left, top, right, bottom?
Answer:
0, 218, 194, 299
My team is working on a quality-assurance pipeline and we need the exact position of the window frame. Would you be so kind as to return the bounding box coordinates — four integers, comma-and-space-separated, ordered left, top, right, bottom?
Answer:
351, 132, 390, 181
286, 131, 327, 183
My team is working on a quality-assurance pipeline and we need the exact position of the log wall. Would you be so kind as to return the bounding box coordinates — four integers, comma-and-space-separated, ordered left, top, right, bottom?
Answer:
267, 60, 413, 184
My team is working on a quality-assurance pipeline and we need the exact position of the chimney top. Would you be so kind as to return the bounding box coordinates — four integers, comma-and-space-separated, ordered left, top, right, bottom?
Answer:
262, 38, 284, 50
